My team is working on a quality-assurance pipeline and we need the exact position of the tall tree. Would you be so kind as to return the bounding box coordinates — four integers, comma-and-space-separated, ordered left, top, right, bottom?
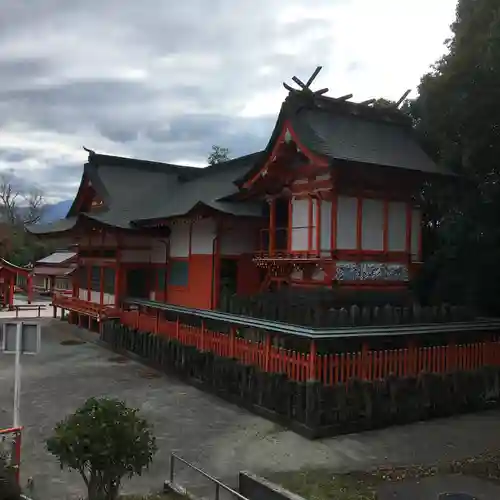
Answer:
410, 0, 500, 312
207, 145, 230, 165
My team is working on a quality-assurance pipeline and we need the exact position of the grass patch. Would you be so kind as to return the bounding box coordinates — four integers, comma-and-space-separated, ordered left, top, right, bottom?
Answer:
60, 339, 86, 346
268, 451, 500, 500
269, 470, 379, 500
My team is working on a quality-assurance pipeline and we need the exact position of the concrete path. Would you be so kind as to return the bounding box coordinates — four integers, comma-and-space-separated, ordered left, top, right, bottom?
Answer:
1, 319, 500, 499
0, 294, 53, 319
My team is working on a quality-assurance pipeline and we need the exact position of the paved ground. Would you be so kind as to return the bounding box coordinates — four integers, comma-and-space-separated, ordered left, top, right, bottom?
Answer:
0, 294, 53, 320
1, 319, 500, 499
377, 474, 500, 499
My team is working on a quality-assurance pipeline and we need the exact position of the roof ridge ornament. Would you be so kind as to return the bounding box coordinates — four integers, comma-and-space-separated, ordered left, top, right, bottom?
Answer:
283, 66, 329, 97
82, 146, 95, 156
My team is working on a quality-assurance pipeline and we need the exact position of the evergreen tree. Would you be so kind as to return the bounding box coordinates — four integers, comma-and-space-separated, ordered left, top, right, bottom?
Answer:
410, 0, 500, 312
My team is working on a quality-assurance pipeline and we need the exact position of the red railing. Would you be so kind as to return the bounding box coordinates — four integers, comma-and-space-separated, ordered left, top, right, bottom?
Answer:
119, 309, 500, 385
257, 226, 319, 258
0, 426, 22, 484
53, 294, 118, 319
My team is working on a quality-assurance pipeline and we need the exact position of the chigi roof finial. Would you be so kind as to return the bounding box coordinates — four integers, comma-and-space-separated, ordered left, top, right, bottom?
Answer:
283, 66, 329, 97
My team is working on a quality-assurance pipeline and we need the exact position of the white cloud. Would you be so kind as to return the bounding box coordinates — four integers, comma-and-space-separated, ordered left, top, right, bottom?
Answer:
0, 0, 457, 201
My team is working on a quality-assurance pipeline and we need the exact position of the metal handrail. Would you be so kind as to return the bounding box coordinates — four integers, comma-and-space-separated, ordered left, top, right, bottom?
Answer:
168, 453, 248, 500
123, 297, 500, 340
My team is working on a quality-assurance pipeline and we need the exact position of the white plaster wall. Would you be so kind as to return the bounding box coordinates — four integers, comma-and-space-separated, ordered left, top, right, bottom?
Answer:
337, 196, 357, 249
290, 269, 303, 280
320, 199, 332, 255
316, 174, 330, 181
122, 234, 150, 246
76, 288, 115, 304
291, 198, 309, 251
33, 275, 45, 287
312, 268, 326, 281
103, 293, 115, 305
411, 208, 421, 260
191, 218, 216, 254
220, 225, 256, 255
150, 239, 168, 264
121, 249, 152, 263
169, 223, 190, 257
89, 232, 118, 246
388, 202, 407, 252
361, 198, 384, 251
310, 200, 318, 251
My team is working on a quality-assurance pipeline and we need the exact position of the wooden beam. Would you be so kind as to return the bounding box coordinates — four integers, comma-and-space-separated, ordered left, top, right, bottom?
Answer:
306, 66, 322, 87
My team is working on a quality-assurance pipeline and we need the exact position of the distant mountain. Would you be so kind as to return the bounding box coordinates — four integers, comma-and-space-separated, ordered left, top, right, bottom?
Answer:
41, 200, 72, 223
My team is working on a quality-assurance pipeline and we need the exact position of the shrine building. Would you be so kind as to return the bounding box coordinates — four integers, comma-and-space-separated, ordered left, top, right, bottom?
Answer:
26, 69, 451, 323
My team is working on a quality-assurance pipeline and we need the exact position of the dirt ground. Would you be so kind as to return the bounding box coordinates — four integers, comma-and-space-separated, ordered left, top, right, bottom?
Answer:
1, 319, 500, 499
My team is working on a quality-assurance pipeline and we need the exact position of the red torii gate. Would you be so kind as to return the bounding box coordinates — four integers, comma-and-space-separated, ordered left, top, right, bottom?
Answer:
0, 259, 32, 309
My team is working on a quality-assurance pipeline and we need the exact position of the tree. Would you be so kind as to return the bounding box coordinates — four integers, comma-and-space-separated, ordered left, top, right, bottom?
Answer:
409, 0, 500, 312
46, 397, 157, 500
207, 145, 230, 165
0, 172, 48, 264
0, 173, 45, 226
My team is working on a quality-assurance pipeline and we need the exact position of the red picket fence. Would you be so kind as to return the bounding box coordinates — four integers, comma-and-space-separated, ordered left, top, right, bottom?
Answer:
119, 310, 500, 385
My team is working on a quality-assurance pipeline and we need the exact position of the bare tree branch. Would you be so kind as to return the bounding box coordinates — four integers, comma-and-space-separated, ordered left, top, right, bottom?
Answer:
23, 187, 45, 225
0, 173, 20, 225
0, 173, 46, 226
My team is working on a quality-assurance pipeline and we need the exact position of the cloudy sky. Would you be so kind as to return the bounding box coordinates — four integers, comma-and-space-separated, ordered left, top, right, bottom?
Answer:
1, 0, 457, 202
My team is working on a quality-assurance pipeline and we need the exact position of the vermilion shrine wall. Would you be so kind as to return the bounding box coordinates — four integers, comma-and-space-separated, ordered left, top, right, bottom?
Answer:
73, 216, 261, 310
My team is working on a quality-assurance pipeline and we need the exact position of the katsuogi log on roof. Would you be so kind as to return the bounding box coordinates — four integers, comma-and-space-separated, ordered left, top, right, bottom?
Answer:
26, 66, 451, 237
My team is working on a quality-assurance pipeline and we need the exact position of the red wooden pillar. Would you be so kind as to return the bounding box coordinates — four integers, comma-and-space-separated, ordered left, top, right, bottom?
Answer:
356, 197, 363, 252
307, 196, 313, 253
229, 326, 236, 358
13, 429, 21, 484
264, 332, 271, 372
86, 265, 91, 301
287, 198, 292, 252
308, 339, 317, 381
269, 198, 276, 256
315, 197, 321, 256
331, 192, 338, 256
405, 202, 412, 264
200, 320, 205, 351
361, 342, 370, 380
8, 275, 14, 310
99, 266, 104, 306
27, 274, 33, 304
114, 237, 122, 308
383, 200, 389, 254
